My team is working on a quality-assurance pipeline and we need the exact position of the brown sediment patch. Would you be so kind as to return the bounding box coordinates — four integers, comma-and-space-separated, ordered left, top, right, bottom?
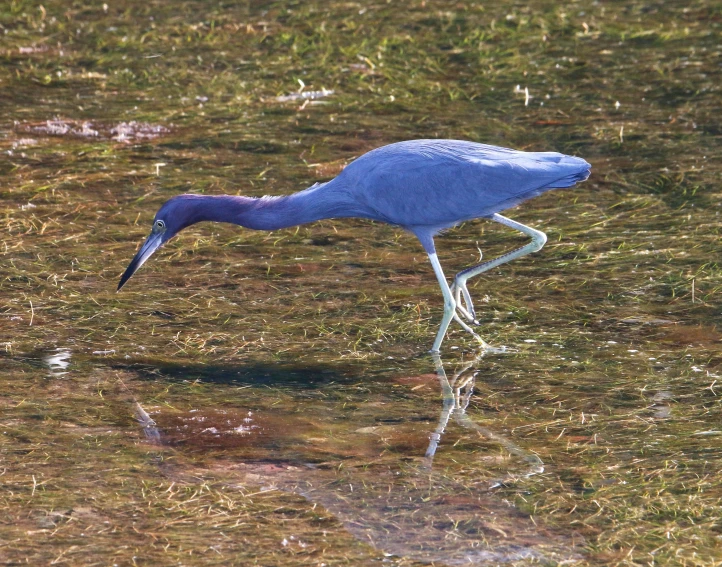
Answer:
392, 372, 437, 386
149, 406, 313, 453
658, 324, 721, 347
13, 119, 171, 143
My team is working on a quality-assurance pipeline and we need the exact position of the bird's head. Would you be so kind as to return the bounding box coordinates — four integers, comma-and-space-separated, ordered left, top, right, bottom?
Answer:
117, 195, 198, 291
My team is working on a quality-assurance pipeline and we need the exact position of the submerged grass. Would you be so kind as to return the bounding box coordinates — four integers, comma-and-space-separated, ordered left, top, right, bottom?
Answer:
1, 0, 721, 565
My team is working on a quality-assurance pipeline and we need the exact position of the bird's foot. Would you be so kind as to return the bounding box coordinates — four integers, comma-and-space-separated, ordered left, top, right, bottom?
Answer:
452, 313, 487, 345
457, 305, 480, 326
450, 282, 479, 325
473, 335, 490, 350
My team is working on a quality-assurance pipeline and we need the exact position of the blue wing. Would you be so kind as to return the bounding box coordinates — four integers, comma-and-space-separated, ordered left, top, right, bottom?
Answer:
336, 140, 590, 231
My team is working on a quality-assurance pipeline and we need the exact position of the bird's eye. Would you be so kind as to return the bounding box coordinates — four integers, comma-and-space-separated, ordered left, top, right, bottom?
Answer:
154, 219, 166, 231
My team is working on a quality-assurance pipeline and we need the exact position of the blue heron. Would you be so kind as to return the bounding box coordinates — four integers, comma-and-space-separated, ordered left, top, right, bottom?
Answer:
118, 139, 590, 352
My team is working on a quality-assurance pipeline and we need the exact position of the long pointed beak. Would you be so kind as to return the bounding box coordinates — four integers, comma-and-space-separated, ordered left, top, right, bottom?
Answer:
117, 232, 165, 291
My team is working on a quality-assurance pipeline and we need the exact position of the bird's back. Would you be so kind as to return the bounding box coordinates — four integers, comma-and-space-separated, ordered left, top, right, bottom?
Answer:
329, 140, 590, 232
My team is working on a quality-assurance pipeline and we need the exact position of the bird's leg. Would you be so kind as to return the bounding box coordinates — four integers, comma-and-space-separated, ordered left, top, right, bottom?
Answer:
452, 213, 548, 322
427, 253, 457, 353
427, 252, 487, 353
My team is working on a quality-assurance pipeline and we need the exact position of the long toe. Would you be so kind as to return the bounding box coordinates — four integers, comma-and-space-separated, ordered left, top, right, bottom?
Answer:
455, 303, 477, 324
452, 312, 487, 347
458, 284, 477, 321
450, 284, 478, 324
453, 297, 480, 325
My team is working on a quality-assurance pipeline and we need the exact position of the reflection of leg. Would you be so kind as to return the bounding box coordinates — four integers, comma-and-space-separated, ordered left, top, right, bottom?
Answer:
451, 213, 547, 325
424, 352, 544, 479
424, 353, 482, 464
453, 411, 544, 480
424, 353, 455, 461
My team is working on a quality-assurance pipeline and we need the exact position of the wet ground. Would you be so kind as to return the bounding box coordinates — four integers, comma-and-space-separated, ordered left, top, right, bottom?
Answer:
1, 1, 721, 565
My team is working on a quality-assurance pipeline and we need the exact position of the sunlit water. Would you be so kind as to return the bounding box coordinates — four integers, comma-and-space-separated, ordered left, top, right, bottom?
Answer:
2, 332, 719, 564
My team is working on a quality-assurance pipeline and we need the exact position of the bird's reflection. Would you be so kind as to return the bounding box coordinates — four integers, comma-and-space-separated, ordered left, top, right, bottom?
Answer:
126, 352, 576, 565
424, 352, 544, 484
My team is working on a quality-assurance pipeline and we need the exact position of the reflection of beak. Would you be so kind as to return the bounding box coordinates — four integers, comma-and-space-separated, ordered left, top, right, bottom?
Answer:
117, 232, 164, 291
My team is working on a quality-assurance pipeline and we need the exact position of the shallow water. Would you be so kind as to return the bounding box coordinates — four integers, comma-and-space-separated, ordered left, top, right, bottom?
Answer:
1, 1, 721, 565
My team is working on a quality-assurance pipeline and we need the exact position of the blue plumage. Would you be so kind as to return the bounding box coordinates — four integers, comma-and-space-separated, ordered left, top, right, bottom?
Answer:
330, 140, 589, 233
119, 139, 590, 352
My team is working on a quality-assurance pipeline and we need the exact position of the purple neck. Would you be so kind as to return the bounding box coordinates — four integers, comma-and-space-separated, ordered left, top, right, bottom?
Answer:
182, 180, 360, 231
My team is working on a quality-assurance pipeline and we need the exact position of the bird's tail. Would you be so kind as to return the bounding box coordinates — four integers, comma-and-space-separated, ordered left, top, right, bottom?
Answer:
539, 154, 591, 188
